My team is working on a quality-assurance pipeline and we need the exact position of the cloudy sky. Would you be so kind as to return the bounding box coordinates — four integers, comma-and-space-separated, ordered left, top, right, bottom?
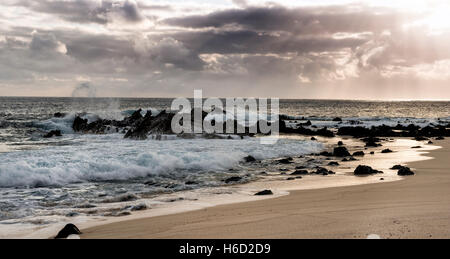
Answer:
1, 0, 450, 99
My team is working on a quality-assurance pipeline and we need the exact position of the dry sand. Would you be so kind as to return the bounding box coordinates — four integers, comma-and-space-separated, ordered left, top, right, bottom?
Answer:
82, 139, 450, 239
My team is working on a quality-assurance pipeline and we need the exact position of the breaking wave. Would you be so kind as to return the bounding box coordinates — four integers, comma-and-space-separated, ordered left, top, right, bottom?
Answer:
0, 135, 323, 188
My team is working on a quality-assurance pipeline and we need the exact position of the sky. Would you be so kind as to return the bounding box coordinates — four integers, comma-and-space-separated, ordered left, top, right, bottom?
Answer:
1, 0, 450, 99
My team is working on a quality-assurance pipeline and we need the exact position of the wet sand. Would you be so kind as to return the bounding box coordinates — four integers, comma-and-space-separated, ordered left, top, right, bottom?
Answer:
82, 139, 450, 239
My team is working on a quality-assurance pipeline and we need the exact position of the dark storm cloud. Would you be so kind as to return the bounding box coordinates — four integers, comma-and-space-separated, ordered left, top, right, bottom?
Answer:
168, 30, 368, 55
14, 0, 144, 24
2, 1, 450, 98
164, 6, 406, 34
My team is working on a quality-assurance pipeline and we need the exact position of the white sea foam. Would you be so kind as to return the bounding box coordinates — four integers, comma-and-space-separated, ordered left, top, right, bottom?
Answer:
0, 135, 323, 188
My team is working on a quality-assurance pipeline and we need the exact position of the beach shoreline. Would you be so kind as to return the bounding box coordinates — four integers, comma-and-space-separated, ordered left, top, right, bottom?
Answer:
80, 138, 449, 239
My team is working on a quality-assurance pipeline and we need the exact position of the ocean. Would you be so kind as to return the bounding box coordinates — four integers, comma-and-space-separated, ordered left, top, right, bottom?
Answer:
0, 97, 449, 236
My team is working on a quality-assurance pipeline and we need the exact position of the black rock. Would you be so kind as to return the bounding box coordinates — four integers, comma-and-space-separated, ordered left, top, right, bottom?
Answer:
362, 137, 383, 147
352, 151, 365, 157
391, 165, 404, 170
380, 178, 384, 181
286, 177, 295, 181
333, 117, 343, 122
243, 155, 257, 162
53, 112, 66, 118
55, 223, 82, 239
43, 130, 62, 138
278, 157, 293, 164
396, 166, 415, 176
338, 141, 344, 146
412, 146, 422, 149
313, 167, 330, 175
436, 136, 445, 140
224, 176, 242, 184
311, 137, 317, 141
328, 161, 340, 166
414, 136, 429, 141
370, 151, 375, 155
185, 181, 198, 185
354, 165, 383, 175
381, 149, 393, 153
428, 141, 434, 144
254, 190, 273, 196
333, 146, 351, 157
291, 170, 309, 175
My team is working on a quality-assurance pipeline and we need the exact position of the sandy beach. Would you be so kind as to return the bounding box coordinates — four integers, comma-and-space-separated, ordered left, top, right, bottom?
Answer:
81, 139, 450, 239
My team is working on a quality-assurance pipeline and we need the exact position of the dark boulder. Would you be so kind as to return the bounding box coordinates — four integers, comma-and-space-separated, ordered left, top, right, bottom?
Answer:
436, 136, 445, 140
311, 137, 317, 141
332, 117, 343, 122
244, 156, 256, 163
55, 223, 81, 239
395, 166, 415, 176
224, 176, 242, 184
338, 141, 344, 146
243, 155, 257, 163
255, 190, 273, 196
333, 146, 351, 157
354, 165, 383, 175
381, 149, 393, 153
44, 130, 62, 138
352, 151, 365, 157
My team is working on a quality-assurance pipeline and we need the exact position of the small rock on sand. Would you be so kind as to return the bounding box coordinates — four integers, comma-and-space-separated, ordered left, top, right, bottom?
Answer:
255, 190, 273, 196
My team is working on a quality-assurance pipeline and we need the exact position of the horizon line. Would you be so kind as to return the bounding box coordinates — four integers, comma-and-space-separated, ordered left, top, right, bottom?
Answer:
1, 95, 450, 102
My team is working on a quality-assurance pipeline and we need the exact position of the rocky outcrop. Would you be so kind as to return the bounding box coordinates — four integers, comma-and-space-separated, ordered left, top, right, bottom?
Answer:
338, 124, 450, 138
124, 110, 174, 140
279, 121, 335, 137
